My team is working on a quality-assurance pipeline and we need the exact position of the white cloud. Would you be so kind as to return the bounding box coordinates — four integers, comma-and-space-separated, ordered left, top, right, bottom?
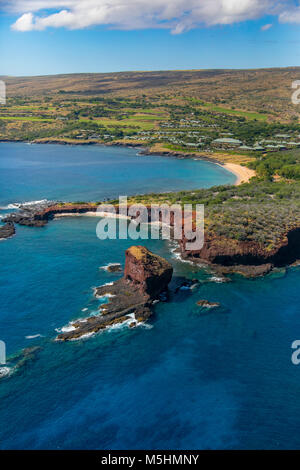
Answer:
261, 23, 273, 31
279, 6, 300, 24
11, 11, 34, 31
1, 0, 297, 33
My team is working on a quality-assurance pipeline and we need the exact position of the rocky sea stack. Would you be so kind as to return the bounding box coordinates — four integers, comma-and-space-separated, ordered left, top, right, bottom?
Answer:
124, 246, 173, 297
57, 246, 173, 341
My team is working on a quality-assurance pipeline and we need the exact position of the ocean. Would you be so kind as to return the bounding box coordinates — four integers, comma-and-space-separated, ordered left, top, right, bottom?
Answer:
0, 142, 299, 449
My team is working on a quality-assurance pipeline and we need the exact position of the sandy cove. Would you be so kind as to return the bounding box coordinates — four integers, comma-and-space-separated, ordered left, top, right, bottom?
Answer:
220, 163, 256, 185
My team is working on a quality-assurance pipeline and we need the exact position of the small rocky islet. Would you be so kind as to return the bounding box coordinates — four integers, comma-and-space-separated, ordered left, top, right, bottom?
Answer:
0, 346, 41, 380
196, 300, 221, 309
105, 263, 123, 273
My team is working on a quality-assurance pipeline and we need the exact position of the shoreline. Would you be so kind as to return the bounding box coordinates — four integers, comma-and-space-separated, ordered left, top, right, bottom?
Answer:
54, 211, 131, 219
0, 139, 256, 186
4, 199, 300, 278
220, 162, 256, 185
137, 145, 256, 185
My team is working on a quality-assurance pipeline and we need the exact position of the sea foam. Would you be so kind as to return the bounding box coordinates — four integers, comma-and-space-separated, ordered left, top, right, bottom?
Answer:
25, 334, 44, 339
0, 199, 53, 210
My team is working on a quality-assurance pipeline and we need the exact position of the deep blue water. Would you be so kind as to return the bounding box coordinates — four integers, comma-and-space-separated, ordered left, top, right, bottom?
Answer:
0, 143, 300, 450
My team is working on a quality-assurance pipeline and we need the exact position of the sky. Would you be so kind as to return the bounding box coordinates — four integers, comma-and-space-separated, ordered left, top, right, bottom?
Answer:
0, 0, 300, 76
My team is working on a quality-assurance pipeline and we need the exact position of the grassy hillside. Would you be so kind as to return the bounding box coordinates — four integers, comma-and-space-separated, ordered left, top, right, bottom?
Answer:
1, 68, 300, 180
1, 68, 299, 120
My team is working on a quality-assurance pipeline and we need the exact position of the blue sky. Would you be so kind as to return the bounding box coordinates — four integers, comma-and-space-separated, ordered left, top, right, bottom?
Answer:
1, 1, 300, 76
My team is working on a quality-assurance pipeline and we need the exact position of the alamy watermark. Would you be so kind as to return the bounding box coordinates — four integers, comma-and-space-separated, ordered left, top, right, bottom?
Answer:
291, 340, 300, 365
95, 196, 204, 251
0, 340, 6, 365
291, 80, 300, 105
0, 81, 6, 105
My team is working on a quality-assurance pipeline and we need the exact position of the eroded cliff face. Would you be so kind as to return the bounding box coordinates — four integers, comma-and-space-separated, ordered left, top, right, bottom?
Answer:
37, 204, 98, 220
4, 203, 300, 276
57, 246, 173, 341
180, 226, 300, 276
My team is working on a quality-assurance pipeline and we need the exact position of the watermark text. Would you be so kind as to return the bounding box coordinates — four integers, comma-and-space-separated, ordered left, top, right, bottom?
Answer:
95, 196, 204, 251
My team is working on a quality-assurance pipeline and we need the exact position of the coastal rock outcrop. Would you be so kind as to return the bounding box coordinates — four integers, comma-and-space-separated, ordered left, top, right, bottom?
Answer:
0, 222, 15, 239
2, 200, 55, 227
3, 213, 47, 227
180, 227, 300, 277
197, 300, 220, 309
56, 246, 173, 341
0, 346, 41, 380
106, 263, 122, 273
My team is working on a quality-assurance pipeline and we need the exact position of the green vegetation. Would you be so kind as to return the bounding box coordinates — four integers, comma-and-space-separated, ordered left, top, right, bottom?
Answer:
1, 70, 300, 153
188, 99, 268, 121
247, 148, 300, 180
2, 70, 300, 252
125, 180, 300, 250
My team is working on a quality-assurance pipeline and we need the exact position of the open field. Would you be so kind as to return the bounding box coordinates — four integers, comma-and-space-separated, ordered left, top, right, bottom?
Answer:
201, 103, 268, 121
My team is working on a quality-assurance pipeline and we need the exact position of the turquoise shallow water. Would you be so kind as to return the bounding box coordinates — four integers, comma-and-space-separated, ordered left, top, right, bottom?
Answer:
0, 143, 300, 449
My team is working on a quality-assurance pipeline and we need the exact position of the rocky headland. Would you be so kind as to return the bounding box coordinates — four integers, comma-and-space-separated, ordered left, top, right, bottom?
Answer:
56, 246, 173, 341
3, 202, 300, 277
0, 222, 15, 240
179, 226, 300, 277
2, 200, 55, 228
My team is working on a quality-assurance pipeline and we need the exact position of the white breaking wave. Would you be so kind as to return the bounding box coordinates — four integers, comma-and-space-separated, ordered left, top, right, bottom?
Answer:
55, 313, 93, 335
0, 367, 11, 379
171, 249, 195, 265
140, 323, 153, 329
58, 309, 150, 341
55, 324, 76, 333
93, 283, 113, 298
70, 332, 95, 341
25, 334, 44, 339
0, 199, 51, 210
108, 312, 149, 331
210, 276, 227, 283
108, 315, 135, 331
96, 293, 115, 301
99, 263, 121, 271
190, 282, 198, 289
